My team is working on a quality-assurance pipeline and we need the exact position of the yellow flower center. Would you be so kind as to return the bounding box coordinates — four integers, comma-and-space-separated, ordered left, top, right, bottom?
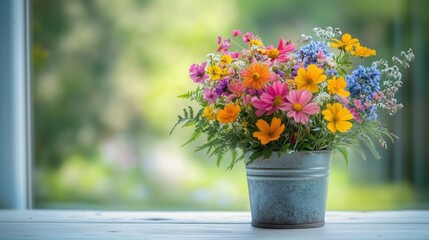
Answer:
305, 77, 313, 85
293, 103, 303, 111
267, 49, 280, 58
252, 72, 260, 80
273, 96, 283, 107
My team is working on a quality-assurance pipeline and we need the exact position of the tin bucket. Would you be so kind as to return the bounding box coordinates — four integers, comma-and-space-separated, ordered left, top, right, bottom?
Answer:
246, 151, 332, 229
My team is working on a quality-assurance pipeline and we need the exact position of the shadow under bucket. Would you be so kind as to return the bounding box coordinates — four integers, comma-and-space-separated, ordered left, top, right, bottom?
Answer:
246, 151, 332, 229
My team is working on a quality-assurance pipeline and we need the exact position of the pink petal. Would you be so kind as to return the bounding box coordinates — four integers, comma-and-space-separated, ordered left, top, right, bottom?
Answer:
287, 110, 297, 119
302, 102, 320, 115
255, 109, 266, 117
284, 102, 293, 111
286, 90, 297, 104
265, 87, 277, 97
298, 90, 312, 105
277, 37, 286, 50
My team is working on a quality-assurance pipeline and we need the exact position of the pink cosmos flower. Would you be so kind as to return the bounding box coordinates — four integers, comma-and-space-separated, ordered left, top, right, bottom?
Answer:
226, 81, 245, 102
252, 81, 289, 116
232, 29, 242, 37
189, 62, 209, 83
203, 88, 219, 104
275, 37, 295, 63
284, 89, 320, 124
217, 36, 231, 53
242, 32, 254, 43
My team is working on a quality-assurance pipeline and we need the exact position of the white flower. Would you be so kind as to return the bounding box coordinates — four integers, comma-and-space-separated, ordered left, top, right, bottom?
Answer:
314, 92, 331, 106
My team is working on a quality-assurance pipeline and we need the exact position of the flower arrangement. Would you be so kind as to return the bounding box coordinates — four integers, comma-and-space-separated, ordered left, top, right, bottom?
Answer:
172, 27, 414, 169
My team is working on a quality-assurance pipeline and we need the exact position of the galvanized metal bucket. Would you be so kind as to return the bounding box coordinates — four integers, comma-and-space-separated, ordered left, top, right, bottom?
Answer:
246, 151, 332, 229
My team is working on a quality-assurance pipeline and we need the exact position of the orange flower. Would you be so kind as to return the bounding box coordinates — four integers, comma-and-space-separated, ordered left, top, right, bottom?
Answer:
241, 62, 271, 90
252, 117, 285, 145
294, 64, 327, 93
330, 33, 359, 52
350, 44, 376, 57
216, 103, 240, 124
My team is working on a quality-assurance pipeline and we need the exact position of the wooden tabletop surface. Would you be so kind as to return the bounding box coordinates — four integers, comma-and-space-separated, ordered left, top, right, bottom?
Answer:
0, 210, 428, 239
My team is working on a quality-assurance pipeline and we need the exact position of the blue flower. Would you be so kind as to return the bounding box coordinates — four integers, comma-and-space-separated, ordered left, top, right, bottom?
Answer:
347, 65, 381, 121
325, 68, 338, 77
298, 41, 330, 66
346, 65, 381, 100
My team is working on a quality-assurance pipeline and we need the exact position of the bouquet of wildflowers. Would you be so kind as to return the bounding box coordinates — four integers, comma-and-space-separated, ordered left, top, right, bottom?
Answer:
172, 27, 413, 169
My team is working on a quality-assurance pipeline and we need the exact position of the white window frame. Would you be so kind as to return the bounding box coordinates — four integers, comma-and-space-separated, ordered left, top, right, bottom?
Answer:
0, 0, 32, 209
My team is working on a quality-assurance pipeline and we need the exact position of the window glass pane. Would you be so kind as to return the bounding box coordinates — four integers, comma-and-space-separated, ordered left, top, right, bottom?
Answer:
32, 0, 428, 210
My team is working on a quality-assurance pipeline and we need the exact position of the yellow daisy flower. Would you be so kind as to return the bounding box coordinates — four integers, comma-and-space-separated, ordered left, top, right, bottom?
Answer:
322, 103, 354, 133
350, 44, 376, 57
207, 65, 222, 81
202, 105, 216, 121
327, 76, 350, 97
330, 33, 359, 52
294, 64, 327, 93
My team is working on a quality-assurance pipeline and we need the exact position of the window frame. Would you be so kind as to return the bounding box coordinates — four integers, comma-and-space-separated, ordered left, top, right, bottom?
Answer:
0, 0, 32, 209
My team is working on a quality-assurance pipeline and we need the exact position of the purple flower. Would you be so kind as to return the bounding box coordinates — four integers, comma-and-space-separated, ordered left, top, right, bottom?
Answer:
203, 88, 219, 104
215, 78, 230, 96
189, 62, 209, 83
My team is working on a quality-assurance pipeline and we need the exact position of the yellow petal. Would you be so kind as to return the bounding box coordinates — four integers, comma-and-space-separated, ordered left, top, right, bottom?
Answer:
338, 108, 354, 121
336, 121, 353, 133
322, 109, 333, 121
332, 103, 344, 114
342, 33, 352, 42
337, 89, 350, 97
327, 122, 337, 133
315, 74, 327, 84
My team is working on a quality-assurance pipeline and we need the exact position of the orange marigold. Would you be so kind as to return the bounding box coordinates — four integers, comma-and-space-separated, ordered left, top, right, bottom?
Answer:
241, 62, 271, 90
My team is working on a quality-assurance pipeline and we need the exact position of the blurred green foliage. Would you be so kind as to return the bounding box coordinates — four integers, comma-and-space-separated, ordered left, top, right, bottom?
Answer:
32, 0, 427, 210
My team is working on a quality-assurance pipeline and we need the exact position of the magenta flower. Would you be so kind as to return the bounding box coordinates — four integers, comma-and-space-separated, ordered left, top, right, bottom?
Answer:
216, 36, 231, 53
189, 62, 209, 83
349, 108, 361, 123
252, 81, 289, 116
231, 51, 240, 59
232, 29, 242, 37
203, 88, 219, 104
275, 37, 295, 63
242, 32, 254, 43
284, 90, 320, 124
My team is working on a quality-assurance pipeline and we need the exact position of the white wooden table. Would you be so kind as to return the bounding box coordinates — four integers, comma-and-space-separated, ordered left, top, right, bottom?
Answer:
0, 210, 428, 239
